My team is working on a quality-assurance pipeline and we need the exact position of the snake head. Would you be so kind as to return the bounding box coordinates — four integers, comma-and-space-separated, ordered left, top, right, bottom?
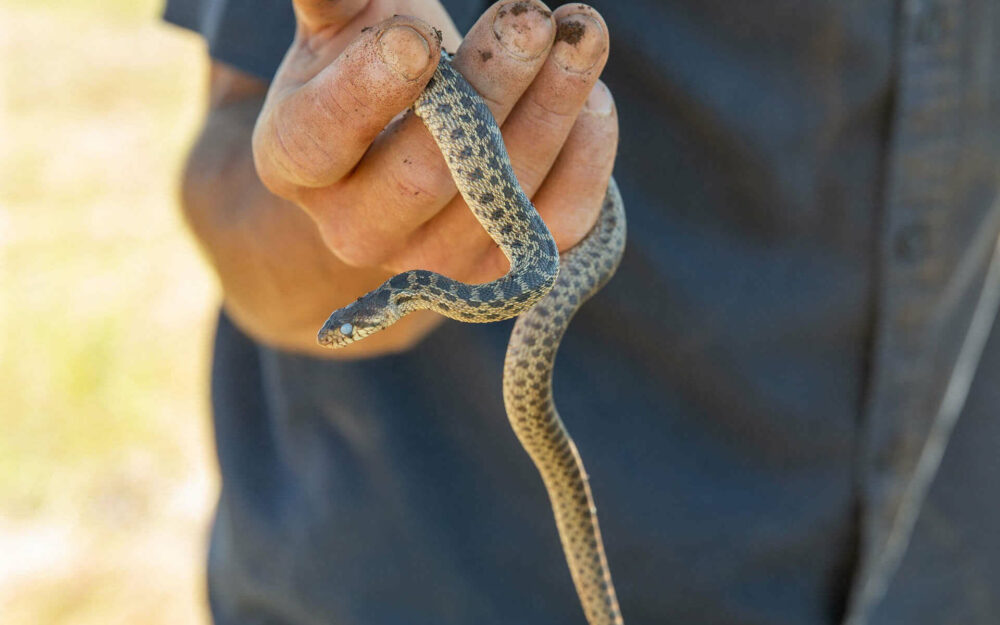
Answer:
317, 288, 398, 349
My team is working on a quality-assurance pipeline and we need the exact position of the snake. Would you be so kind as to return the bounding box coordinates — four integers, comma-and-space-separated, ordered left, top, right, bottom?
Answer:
318, 51, 626, 625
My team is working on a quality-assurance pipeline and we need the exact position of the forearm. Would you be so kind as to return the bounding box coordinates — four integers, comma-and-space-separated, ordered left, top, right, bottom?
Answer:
179, 61, 441, 358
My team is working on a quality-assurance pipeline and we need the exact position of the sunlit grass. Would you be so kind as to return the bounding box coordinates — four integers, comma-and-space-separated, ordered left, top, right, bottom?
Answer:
1, 1, 217, 623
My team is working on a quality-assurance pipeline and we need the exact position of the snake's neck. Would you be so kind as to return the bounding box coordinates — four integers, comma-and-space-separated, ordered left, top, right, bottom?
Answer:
386, 287, 435, 317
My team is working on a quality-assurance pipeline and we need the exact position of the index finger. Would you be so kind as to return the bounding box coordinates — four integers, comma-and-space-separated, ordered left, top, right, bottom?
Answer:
252, 16, 442, 197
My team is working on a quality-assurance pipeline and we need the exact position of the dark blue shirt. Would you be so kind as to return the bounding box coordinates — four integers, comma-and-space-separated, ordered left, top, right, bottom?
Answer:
165, 1, 1000, 624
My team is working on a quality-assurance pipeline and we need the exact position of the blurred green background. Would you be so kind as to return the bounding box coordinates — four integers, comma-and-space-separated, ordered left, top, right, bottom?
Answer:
1, 0, 217, 622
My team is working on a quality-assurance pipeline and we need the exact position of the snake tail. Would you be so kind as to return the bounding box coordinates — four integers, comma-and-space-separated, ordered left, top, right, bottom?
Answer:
503, 178, 627, 625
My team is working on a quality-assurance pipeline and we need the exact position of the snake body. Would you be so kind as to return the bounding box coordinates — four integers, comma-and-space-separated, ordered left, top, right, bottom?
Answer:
503, 177, 625, 624
319, 52, 626, 625
318, 53, 559, 347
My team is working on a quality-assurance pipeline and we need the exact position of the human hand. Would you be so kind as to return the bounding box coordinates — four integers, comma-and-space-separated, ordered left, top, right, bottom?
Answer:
253, 0, 618, 290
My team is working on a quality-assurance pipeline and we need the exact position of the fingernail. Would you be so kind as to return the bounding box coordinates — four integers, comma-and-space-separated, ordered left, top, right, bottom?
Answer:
553, 13, 605, 73
584, 81, 613, 116
492, 1, 555, 60
378, 25, 432, 80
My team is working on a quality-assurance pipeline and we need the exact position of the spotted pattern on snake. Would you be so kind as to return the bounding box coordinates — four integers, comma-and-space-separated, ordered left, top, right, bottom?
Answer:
318, 52, 559, 347
504, 178, 626, 625
318, 52, 627, 625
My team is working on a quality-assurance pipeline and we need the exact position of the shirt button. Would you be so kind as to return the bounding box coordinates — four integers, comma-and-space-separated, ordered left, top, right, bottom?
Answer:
894, 223, 932, 262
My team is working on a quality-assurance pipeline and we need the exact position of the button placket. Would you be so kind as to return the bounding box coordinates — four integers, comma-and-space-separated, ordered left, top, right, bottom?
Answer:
845, 0, 968, 623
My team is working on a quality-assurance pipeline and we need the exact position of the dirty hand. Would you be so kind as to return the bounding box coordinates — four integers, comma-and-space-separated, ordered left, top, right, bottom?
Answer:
253, 0, 618, 288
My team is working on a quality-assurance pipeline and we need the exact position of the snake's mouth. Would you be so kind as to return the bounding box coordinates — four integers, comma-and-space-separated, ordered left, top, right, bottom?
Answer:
317, 313, 385, 348
317, 320, 358, 348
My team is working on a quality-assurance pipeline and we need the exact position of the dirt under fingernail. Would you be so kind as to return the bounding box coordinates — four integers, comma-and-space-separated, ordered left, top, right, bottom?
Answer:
378, 25, 432, 80
492, 1, 555, 60
553, 14, 605, 73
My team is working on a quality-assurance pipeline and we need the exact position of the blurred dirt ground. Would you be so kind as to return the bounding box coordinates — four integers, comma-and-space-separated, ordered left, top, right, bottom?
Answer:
1, 1, 217, 623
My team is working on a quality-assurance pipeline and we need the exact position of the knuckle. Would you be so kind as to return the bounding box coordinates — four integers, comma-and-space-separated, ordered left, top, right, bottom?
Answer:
511, 159, 548, 195
310, 191, 399, 268
577, 103, 618, 132
315, 75, 376, 137
571, 159, 610, 185
384, 151, 451, 202
472, 88, 509, 117
569, 114, 618, 157
258, 77, 381, 191
267, 105, 339, 188
554, 195, 603, 248
251, 123, 296, 198
317, 218, 390, 268
524, 93, 578, 133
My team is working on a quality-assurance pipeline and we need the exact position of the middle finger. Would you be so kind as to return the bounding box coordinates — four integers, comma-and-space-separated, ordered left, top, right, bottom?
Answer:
394, 5, 610, 279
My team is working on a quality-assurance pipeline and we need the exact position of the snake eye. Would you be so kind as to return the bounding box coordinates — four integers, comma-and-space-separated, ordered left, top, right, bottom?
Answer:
339, 323, 354, 337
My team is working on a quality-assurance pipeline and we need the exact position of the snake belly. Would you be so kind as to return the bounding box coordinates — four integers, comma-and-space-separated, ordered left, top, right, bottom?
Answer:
317, 52, 627, 625
504, 178, 626, 625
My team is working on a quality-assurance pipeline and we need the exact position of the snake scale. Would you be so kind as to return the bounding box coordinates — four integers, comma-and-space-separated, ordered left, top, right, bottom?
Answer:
318, 51, 626, 625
